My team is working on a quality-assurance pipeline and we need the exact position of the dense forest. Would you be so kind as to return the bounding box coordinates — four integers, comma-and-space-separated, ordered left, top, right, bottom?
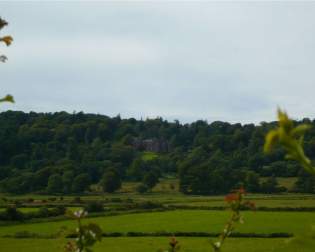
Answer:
0, 110, 314, 195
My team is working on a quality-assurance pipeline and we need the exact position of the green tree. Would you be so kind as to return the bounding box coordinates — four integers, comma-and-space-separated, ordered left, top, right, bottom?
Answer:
10, 154, 28, 169
127, 158, 145, 181
295, 170, 315, 193
47, 174, 63, 193
33, 166, 52, 190
100, 170, 121, 193
245, 171, 260, 193
136, 183, 149, 193
62, 170, 74, 193
72, 173, 91, 193
143, 171, 159, 190
260, 176, 278, 193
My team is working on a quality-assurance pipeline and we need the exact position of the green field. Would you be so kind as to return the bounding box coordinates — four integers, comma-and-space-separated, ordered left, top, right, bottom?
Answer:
1, 191, 315, 251
169, 198, 315, 208
1, 210, 315, 236
0, 236, 314, 252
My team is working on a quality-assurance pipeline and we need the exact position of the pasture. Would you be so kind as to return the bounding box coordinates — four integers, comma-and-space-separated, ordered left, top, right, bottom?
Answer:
1, 237, 315, 252
0, 190, 315, 251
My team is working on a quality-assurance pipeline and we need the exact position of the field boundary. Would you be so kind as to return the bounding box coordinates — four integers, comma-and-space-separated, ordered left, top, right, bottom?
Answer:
169, 205, 315, 212
2, 231, 293, 239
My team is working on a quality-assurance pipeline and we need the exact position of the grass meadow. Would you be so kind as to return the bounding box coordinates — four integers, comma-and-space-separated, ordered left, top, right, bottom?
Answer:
0, 237, 314, 252
0, 180, 315, 251
1, 210, 315, 236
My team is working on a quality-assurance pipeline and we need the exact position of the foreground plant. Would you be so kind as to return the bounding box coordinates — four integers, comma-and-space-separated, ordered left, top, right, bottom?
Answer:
211, 188, 255, 251
0, 94, 14, 104
264, 109, 315, 175
157, 236, 180, 252
64, 209, 102, 252
168, 236, 180, 252
264, 110, 315, 249
1, 17, 14, 104
0, 17, 13, 63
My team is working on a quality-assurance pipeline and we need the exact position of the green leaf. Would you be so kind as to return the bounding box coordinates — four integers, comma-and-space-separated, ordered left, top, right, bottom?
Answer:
291, 124, 311, 138
264, 130, 279, 153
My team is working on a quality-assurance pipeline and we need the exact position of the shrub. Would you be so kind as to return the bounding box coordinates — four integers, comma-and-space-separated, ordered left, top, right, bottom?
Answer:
26, 198, 34, 203
72, 197, 82, 204
51, 205, 66, 216
38, 206, 50, 218
0, 205, 24, 221
136, 184, 149, 193
84, 201, 104, 213
135, 201, 163, 209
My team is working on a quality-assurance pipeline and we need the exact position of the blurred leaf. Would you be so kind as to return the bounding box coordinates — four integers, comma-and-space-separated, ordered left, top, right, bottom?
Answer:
0, 55, 7, 62
0, 94, 14, 103
292, 124, 312, 137
87, 223, 103, 241
0, 18, 8, 30
0, 36, 13, 46
265, 109, 315, 175
264, 130, 279, 153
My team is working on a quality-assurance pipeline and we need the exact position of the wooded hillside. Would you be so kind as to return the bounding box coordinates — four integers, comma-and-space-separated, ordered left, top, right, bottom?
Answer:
1, 110, 314, 194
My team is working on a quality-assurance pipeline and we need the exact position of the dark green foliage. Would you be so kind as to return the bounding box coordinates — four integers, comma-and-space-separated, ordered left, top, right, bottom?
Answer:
62, 170, 75, 193
0, 205, 24, 221
244, 171, 260, 193
84, 201, 104, 213
135, 201, 163, 209
73, 196, 82, 203
294, 170, 315, 193
0, 111, 314, 195
46, 174, 63, 193
143, 172, 159, 190
0, 173, 35, 194
37, 206, 50, 217
100, 169, 121, 193
260, 176, 280, 194
136, 183, 149, 193
10, 154, 28, 169
0, 204, 66, 222
72, 173, 91, 193
95, 231, 293, 238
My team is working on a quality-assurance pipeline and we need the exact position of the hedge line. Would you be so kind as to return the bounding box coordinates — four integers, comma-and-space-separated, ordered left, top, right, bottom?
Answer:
66, 231, 293, 238
0, 206, 66, 221
5, 231, 292, 239
0, 208, 171, 226
170, 205, 315, 212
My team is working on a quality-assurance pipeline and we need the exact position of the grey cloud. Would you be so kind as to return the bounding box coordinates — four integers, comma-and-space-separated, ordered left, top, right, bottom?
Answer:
1, 2, 315, 124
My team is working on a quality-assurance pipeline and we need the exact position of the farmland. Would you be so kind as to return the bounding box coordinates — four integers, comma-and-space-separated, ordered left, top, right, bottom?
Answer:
1, 237, 315, 252
0, 190, 315, 251
1, 209, 315, 236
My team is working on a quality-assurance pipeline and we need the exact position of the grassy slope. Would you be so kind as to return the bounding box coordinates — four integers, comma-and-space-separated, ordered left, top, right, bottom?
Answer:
141, 151, 159, 161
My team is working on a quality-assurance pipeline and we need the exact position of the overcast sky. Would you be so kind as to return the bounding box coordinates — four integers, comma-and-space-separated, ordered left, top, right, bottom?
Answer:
1, 1, 315, 124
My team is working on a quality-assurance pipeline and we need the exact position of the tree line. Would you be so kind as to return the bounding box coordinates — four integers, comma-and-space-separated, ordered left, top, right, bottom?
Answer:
0, 110, 314, 194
